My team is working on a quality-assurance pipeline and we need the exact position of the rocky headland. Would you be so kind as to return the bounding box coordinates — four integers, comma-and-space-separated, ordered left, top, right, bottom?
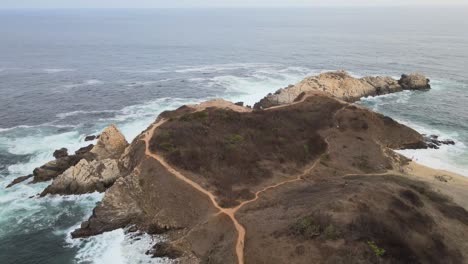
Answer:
8, 71, 468, 264
254, 71, 430, 109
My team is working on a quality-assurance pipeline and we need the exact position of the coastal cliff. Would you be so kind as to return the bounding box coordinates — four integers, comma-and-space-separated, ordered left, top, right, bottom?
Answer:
8, 71, 468, 264
254, 71, 430, 109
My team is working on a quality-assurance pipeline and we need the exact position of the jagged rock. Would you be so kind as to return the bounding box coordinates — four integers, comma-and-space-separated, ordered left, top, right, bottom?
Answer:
75, 144, 94, 156
399, 73, 431, 90
254, 71, 431, 109
40, 158, 121, 196
361, 76, 402, 95
423, 135, 455, 149
53, 148, 68, 159
32, 155, 84, 183
6, 174, 33, 188
147, 242, 183, 259
91, 125, 129, 160
71, 171, 145, 238
234, 102, 244, 107
254, 71, 377, 109
85, 135, 97, 141
31, 145, 95, 183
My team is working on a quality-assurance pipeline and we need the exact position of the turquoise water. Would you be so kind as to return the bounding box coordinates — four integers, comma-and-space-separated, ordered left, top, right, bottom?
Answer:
0, 8, 467, 264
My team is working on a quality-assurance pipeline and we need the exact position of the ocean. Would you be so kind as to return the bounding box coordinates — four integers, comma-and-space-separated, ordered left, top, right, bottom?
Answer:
0, 7, 467, 264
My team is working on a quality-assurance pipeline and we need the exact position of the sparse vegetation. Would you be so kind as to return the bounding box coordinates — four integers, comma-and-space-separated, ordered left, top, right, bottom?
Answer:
434, 175, 452, 183
354, 155, 373, 172
180, 111, 209, 123
290, 212, 340, 240
367, 241, 385, 257
225, 134, 244, 146
320, 153, 331, 165
159, 142, 176, 152
151, 99, 336, 206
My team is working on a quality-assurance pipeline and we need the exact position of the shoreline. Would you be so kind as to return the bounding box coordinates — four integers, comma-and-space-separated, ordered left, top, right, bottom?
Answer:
404, 161, 468, 209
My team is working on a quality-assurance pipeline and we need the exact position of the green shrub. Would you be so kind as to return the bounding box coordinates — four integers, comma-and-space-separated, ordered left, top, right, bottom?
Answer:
290, 212, 340, 240
159, 142, 176, 152
367, 241, 385, 257
324, 224, 341, 240
225, 134, 244, 146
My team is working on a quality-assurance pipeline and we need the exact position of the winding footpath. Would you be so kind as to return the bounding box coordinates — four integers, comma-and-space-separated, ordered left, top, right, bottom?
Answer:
142, 118, 322, 264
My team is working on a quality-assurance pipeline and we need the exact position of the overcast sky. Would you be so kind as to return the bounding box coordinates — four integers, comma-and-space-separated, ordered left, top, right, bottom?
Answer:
0, 0, 466, 8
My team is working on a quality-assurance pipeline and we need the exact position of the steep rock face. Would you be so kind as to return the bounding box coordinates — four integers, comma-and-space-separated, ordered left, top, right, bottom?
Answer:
254, 71, 430, 109
7, 124, 129, 194
40, 158, 121, 196
91, 124, 129, 160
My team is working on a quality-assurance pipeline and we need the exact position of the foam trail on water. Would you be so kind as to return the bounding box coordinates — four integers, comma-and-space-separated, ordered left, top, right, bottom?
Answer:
43, 68, 76, 73
66, 228, 172, 264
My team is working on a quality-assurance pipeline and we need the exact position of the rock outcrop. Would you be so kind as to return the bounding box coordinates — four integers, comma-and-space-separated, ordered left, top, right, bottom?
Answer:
254, 71, 430, 109
399, 73, 431, 90
14, 71, 468, 264
71, 93, 468, 264
40, 158, 121, 196
424, 134, 456, 149
31, 145, 95, 183
90, 124, 129, 160
8, 124, 129, 197
6, 174, 33, 188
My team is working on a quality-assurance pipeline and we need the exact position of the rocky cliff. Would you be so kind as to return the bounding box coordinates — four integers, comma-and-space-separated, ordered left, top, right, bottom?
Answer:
8, 72, 468, 264
254, 71, 430, 109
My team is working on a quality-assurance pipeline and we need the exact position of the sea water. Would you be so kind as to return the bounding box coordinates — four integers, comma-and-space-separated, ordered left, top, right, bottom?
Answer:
0, 7, 467, 263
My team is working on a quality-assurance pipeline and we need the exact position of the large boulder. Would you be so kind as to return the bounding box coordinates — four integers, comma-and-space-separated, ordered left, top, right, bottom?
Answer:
399, 73, 431, 90
40, 158, 121, 196
91, 124, 129, 160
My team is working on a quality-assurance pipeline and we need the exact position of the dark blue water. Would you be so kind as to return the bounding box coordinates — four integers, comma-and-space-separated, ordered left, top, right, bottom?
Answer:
0, 8, 467, 264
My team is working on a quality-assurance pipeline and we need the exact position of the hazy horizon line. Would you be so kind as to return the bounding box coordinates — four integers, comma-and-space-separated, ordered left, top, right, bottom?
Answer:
0, 4, 467, 10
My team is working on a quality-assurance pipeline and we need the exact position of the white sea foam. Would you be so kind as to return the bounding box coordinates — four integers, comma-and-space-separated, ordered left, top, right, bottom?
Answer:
174, 63, 279, 73
397, 145, 468, 177
66, 228, 171, 264
0, 123, 76, 133
107, 97, 203, 141
124, 79, 173, 87
359, 90, 413, 111
43, 68, 75, 73
56, 110, 118, 119
203, 67, 317, 106
62, 79, 104, 89
391, 120, 468, 177
120, 68, 169, 74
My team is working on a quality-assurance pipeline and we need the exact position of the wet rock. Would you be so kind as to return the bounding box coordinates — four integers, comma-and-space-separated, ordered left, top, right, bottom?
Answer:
6, 174, 33, 188
40, 158, 121, 196
53, 148, 68, 159
423, 135, 455, 149
147, 242, 183, 259
91, 124, 129, 160
75, 144, 95, 156
399, 73, 431, 90
31, 144, 95, 183
85, 135, 97, 141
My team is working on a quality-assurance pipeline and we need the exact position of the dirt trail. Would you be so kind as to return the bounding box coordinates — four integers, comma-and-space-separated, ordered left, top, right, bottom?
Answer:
142, 118, 321, 264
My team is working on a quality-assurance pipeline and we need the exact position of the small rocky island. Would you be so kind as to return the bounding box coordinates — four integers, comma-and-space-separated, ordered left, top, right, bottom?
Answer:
8, 71, 468, 264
